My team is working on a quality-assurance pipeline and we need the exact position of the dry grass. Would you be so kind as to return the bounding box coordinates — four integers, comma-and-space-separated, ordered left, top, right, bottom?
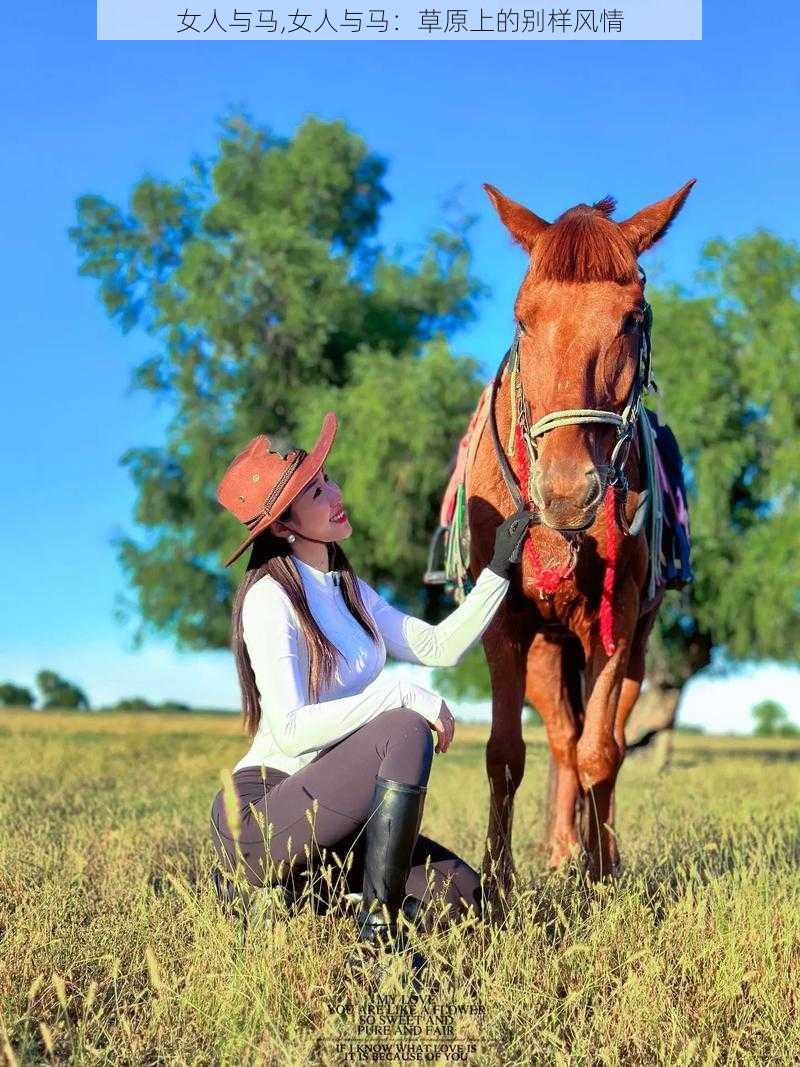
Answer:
1, 709, 798, 1065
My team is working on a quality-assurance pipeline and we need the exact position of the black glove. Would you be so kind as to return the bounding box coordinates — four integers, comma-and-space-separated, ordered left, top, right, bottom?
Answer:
488, 508, 537, 579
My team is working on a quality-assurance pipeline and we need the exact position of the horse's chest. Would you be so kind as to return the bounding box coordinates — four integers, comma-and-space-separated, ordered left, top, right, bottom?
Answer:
517, 579, 593, 642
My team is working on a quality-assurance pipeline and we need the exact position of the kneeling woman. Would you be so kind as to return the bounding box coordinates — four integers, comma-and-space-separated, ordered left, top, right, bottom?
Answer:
210, 411, 531, 959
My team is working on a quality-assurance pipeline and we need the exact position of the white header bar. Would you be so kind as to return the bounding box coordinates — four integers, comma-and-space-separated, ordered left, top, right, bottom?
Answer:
98, 2, 702, 41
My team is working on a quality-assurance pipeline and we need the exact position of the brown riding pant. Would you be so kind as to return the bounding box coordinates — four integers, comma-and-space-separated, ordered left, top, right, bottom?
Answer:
209, 707, 482, 930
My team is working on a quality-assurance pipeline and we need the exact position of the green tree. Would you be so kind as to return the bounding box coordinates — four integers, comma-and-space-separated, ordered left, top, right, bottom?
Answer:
71, 109, 799, 712
0, 683, 35, 708
69, 112, 485, 648
110, 697, 154, 710
431, 644, 492, 703
102, 697, 191, 711
296, 338, 484, 605
35, 671, 90, 710
641, 230, 800, 712
751, 699, 799, 738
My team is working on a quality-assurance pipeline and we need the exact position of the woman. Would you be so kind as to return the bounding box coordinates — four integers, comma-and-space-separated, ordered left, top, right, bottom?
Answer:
209, 411, 532, 964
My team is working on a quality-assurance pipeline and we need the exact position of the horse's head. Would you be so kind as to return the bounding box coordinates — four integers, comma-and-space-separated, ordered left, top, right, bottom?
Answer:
484, 179, 695, 532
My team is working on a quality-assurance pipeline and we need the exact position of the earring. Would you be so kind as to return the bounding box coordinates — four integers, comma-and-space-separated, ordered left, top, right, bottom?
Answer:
288, 534, 296, 543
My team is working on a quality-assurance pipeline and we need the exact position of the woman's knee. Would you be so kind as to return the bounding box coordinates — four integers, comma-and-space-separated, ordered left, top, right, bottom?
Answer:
377, 708, 434, 782
380, 707, 433, 749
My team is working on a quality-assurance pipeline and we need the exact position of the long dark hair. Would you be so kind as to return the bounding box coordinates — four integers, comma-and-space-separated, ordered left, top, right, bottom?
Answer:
230, 463, 382, 740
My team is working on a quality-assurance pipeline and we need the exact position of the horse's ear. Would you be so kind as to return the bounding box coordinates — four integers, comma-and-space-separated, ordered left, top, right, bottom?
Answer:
618, 178, 697, 255
483, 183, 550, 255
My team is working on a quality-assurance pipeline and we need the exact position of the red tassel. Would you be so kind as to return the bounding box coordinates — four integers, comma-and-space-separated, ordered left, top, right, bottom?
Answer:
512, 423, 571, 594
514, 422, 530, 491
599, 483, 618, 655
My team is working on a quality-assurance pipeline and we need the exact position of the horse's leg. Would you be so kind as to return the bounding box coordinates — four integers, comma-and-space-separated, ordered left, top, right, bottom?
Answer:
526, 633, 583, 870
480, 607, 529, 904
576, 574, 640, 882
605, 597, 662, 867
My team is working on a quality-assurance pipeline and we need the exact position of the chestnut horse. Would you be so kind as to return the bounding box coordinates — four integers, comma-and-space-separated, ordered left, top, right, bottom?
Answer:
466, 179, 696, 889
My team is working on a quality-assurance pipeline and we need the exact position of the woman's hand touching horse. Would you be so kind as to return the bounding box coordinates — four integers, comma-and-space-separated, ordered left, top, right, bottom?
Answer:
488, 507, 537, 579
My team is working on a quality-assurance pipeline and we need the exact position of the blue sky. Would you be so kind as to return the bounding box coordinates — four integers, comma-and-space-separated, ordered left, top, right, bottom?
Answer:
2, 1, 798, 731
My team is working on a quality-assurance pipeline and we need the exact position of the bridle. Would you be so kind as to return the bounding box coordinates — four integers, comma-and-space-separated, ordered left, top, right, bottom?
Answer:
488, 267, 655, 536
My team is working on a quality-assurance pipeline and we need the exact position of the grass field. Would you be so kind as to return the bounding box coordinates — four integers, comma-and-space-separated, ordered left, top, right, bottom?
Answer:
1, 708, 798, 1065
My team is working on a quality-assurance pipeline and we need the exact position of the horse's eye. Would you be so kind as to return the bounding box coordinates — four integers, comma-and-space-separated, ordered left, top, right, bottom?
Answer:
622, 311, 643, 335
517, 319, 528, 335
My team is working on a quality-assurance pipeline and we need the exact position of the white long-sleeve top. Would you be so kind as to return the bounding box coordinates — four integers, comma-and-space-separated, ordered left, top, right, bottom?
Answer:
233, 556, 510, 775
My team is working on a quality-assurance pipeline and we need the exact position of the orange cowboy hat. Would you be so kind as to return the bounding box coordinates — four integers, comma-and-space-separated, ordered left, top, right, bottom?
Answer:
217, 411, 338, 567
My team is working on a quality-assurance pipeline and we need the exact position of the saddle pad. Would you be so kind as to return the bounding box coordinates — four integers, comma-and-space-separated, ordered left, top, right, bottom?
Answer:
644, 409, 693, 591
439, 381, 493, 528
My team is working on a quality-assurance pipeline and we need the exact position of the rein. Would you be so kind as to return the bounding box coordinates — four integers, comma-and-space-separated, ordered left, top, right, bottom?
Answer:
487, 269, 656, 653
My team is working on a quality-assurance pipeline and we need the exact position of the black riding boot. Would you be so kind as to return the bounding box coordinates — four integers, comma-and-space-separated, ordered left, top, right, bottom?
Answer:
353, 776, 427, 974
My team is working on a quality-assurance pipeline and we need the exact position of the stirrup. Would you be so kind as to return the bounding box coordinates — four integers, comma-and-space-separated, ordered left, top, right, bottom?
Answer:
423, 523, 450, 585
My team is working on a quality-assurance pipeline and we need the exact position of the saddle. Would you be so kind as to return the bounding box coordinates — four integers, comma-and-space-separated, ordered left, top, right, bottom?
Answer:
424, 388, 693, 606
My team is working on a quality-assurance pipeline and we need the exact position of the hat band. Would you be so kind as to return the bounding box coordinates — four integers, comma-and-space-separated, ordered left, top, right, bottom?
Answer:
243, 449, 308, 531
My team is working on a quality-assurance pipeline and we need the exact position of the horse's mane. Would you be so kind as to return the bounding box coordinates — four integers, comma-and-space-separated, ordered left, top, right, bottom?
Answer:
531, 196, 639, 285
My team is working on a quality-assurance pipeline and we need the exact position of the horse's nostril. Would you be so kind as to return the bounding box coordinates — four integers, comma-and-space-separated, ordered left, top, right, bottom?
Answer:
583, 471, 602, 508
